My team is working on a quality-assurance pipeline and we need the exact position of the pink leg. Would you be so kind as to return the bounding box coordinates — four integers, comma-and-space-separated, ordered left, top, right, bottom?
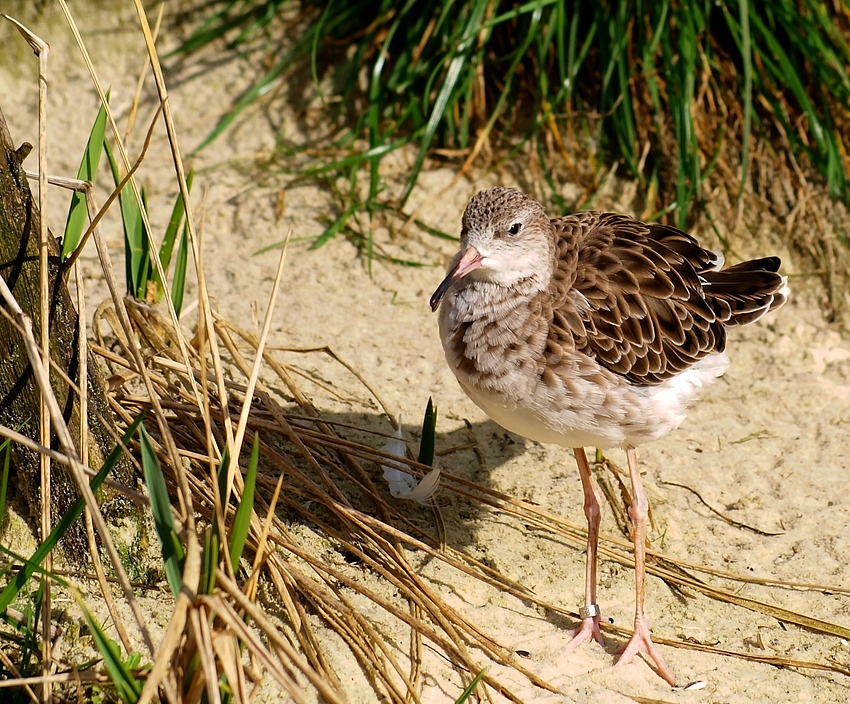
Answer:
615, 446, 677, 685
565, 447, 605, 649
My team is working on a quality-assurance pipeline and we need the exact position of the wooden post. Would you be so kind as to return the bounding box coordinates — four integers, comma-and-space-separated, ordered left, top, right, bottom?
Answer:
0, 105, 135, 556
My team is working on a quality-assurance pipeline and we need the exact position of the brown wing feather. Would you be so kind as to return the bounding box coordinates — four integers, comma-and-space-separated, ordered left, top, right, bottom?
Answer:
546, 212, 783, 385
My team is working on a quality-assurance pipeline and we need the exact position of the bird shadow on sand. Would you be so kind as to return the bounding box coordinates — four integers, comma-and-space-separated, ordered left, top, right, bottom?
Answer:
256, 404, 611, 638
269, 406, 530, 548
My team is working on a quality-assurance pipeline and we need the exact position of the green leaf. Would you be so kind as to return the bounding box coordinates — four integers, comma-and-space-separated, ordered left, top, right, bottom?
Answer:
62, 98, 108, 261
154, 170, 194, 302
200, 525, 219, 596
229, 433, 259, 570
200, 445, 231, 596
139, 424, 185, 599
171, 220, 189, 318
311, 203, 356, 250
454, 669, 486, 704
136, 188, 152, 299
217, 445, 231, 510
77, 598, 142, 704
417, 397, 437, 468
104, 140, 147, 298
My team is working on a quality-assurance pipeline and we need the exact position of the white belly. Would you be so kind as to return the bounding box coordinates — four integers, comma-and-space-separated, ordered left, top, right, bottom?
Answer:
459, 378, 629, 449
456, 352, 730, 450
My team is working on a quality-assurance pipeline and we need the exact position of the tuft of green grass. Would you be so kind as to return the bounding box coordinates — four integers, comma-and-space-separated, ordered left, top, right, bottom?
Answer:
0, 416, 145, 699
175, 0, 850, 237
99, 126, 193, 308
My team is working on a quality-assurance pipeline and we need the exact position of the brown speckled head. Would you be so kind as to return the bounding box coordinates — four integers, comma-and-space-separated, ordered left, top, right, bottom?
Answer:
461, 187, 547, 237
430, 188, 555, 310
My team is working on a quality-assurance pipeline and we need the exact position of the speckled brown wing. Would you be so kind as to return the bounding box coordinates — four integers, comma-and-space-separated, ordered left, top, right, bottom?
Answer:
546, 212, 780, 385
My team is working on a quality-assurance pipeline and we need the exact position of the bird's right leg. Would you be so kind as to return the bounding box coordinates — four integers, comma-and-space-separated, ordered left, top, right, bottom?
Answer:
615, 446, 676, 685
565, 447, 605, 649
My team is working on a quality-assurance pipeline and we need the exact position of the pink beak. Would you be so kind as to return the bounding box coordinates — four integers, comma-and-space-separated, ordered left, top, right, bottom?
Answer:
429, 247, 484, 311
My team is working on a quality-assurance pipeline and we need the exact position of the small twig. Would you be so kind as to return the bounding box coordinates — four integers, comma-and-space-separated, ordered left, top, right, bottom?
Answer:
23, 172, 87, 190
0, 16, 54, 697
269, 345, 398, 428
223, 229, 292, 508
658, 481, 784, 536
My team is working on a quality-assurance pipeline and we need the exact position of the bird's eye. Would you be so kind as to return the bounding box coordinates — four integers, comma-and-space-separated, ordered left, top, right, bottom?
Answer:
508, 222, 522, 236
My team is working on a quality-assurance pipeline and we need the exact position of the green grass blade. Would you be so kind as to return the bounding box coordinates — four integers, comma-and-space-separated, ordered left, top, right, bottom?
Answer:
76, 597, 142, 704
366, 2, 412, 270
454, 669, 486, 703
199, 446, 231, 594
170, 0, 244, 55
155, 170, 194, 301
608, 2, 639, 174
411, 218, 455, 242
171, 220, 190, 318
748, 11, 827, 152
228, 433, 259, 570
0, 552, 71, 627
139, 424, 185, 599
62, 99, 108, 261
104, 140, 147, 298
191, 22, 322, 154
311, 205, 356, 250
657, 4, 698, 226
400, 0, 491, 205
309, 0, 336, 102
217, 445, 231, 509
201, 526, 219, 596
417, 397, 436, 468
295, 136, 411, 180
137, 188, 151, 299
171, 0, 290, 56
0, 413, 145, 614
737, 0, 752, 203
475, 0, 547, 163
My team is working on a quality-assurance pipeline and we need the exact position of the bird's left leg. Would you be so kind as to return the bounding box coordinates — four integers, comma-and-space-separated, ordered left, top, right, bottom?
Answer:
615, 446, 677, 686
565, 447, 605, 649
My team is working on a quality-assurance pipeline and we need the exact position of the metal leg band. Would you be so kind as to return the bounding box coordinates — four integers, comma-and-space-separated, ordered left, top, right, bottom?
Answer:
579, 604, 601, 620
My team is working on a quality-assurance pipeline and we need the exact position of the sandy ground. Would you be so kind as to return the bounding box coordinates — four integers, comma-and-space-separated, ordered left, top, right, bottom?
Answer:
2, 2, 850, 702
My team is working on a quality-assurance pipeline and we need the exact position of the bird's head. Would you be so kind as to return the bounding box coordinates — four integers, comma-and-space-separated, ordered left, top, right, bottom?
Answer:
430, 187, 554, 311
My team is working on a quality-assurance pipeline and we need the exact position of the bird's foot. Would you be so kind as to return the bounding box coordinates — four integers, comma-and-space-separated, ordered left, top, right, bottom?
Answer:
565, 605, 605, 650
615, 618, 676, 686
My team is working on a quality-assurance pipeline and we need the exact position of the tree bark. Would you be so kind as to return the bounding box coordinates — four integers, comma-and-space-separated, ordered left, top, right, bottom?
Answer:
0, 104, 135, 557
